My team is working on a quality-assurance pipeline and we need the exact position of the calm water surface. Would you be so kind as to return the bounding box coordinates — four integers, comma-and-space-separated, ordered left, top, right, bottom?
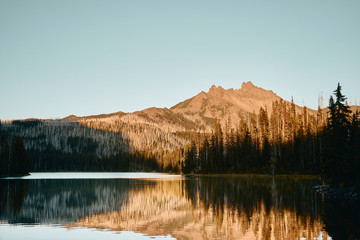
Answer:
0, 173, 359, 240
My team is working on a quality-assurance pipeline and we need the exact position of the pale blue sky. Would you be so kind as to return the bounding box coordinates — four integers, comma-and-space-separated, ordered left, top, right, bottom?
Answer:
1, 0, 359, 120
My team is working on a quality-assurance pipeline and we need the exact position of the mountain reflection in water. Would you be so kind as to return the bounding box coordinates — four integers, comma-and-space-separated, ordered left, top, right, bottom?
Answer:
1, 174, 359, 239
73, 177, 328, 239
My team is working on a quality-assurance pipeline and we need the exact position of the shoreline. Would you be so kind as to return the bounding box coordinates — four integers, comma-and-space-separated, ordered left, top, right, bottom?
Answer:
0, 173, 30, 178
183, 173, 320, 179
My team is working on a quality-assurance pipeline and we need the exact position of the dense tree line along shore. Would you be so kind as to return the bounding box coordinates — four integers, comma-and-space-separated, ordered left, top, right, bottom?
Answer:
0, 83, 359, 190
0, 136, 30, 177
181, 84, 360, 189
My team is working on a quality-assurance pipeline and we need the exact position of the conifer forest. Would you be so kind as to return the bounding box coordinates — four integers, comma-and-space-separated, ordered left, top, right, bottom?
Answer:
1, 83, 359, 189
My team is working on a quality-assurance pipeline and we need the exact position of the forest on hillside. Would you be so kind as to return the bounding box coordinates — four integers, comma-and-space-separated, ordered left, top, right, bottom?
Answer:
0, 121, 131, 175
180, 84, 360, 188
0, 83, 359, 189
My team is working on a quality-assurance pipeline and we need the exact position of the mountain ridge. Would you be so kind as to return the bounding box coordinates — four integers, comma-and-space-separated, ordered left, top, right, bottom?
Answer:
55, 81, 297, 151
6, 82, 360, 153
65, 81, 304, 128
170, 81, 286, 128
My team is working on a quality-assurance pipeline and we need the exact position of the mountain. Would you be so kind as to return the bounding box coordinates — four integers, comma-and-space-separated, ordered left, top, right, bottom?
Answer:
171, 81, 284, 129
173, 81, 280, 113
3, 82, 318, 156
4, 81, 356, 173
58, 81, 312, 152
73, 81, 308, 134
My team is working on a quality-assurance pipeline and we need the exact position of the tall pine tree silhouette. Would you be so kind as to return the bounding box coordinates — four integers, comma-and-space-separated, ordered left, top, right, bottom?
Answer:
324, 83, 351, 185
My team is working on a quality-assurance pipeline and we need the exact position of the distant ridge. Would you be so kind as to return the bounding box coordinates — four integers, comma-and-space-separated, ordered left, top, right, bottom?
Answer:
7, 81, 356, 152
57, 82, 314, 132
58, 81, 315, 136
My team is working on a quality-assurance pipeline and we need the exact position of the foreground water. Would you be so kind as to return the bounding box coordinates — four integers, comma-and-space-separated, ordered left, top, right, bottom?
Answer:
0, 173, 359, 239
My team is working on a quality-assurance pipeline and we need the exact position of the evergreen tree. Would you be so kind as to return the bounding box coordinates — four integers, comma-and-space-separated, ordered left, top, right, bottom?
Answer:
258, 107, 270, 170
347, 112, 360, 186
182, 140, 196, 174
323, 83, 351, 185
0, 136, 9, 176
214, 120, 224, 172
10, 137, 30, 175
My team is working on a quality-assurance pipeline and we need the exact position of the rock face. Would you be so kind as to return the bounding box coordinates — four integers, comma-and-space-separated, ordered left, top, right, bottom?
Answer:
171, 81, 283, 129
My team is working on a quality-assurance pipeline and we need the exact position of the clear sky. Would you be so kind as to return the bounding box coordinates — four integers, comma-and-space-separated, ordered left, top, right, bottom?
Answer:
1, 0, 359, 120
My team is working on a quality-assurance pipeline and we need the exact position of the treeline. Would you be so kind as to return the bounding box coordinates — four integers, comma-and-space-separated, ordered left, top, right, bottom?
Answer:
181, 101, 323, 175
0, 120, 132, 173
0, 119, 174, 173
323, 84, 360, 186
1, 83, 359, 187
0, 134, 30, 177
79, 113, 188, 152
181, 84, 360, 187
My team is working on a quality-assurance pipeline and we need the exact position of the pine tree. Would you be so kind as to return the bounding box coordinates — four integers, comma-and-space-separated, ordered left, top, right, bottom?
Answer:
214, 119, 224, 172
324, 83, 351, 185
258, 107, 270, 170
0, 136, 9, 176
9, 137, 30, 175
347, 112, 360, 186
182, 139, 196, 174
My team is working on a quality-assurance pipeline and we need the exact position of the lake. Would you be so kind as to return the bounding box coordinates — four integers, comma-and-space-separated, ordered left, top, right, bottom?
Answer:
0, 173, 359, 240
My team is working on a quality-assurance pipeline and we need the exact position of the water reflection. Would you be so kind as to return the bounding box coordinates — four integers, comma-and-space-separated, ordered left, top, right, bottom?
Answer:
0, 180, 29, 219
1, 175, 359, 239
321, 198, 360, 240
0, 179, 132, 224
74, 177, 327, 239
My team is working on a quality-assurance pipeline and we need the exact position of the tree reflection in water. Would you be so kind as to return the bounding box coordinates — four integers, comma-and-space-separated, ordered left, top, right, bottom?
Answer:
0, 180, 29, 221
75, 176, 330, 240
321, 198, 360, 240
1, 176, 359, 239
183, 176, 326, 240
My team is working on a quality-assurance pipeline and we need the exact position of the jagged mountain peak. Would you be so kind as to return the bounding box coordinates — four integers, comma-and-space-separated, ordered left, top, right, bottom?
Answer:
62, 82, 311, 137
241, 81, 256, 89
208, 85, 225, 92
238, 81, 276, 96
167, 82, 284, 129
205, 81, 276, 99
173, 82, 280, 110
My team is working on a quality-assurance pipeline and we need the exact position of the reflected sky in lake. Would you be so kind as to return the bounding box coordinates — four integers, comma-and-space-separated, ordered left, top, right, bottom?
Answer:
0, 173, 358, 239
